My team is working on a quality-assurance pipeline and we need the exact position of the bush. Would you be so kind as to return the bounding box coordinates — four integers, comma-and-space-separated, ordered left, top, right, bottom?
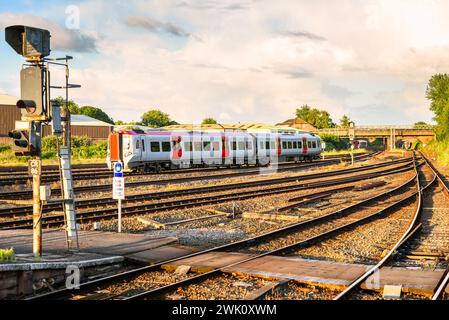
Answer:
319, 134, 349, 151
0, 248, 15, 263
0, 144, 11, 153
40, 135, 106, 160
422, 139, 449, 166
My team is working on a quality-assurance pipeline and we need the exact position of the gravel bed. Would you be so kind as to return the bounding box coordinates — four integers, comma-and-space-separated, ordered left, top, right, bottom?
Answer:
162, 274, 275, 300
93, 270, 193, 299
93, 171, 413, 248
265, 282, 340, 300
293, 197, 417, 264
238, 185, 417, 255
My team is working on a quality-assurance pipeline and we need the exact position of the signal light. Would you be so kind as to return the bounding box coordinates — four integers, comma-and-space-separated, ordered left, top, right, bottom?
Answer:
8, 130, 31, 155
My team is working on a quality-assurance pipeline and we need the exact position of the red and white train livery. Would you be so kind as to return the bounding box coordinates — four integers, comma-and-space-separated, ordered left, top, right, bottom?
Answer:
107, 130, 322, 172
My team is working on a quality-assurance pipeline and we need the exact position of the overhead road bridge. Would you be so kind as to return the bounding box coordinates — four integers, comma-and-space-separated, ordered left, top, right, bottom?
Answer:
315, 125, 435, 148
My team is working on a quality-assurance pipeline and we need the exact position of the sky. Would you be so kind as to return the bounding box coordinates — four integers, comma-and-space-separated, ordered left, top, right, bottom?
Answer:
0, 0, 447, 126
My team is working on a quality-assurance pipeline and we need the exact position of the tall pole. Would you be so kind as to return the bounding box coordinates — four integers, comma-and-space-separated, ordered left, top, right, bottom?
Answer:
32, 160, 42, 257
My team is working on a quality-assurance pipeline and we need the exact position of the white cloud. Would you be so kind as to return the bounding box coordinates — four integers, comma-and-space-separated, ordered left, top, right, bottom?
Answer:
1, 0, 446, 125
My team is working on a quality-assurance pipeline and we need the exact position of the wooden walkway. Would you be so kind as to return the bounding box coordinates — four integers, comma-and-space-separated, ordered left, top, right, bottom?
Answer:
163, 252, 447, 294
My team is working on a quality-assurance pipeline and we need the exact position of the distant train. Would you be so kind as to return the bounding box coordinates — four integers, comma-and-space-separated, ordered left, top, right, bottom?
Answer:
352, 139, 368, 149
107, 130, 322, 172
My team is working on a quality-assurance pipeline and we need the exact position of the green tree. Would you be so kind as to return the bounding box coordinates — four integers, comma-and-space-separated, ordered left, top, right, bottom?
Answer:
53, 96, 79, 114
295, 105, 335, 129
339, 115, 351, 128
202, 117, 218, 125
78, 106, 114, 124
115, 120, 125, 125
413, 121, 429, 128
426, 74, 449, 139
141, 109, 176, 128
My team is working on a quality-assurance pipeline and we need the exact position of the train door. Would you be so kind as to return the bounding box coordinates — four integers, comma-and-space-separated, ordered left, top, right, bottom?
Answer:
302, 137, 308, 155
134, 135, 143, 162
222, 134, 231, 166
235, 136, 245, 165
211, 136, 221, 166
171, 135, 183, 168
192, 134, 202, 167
201, 134, 212, 166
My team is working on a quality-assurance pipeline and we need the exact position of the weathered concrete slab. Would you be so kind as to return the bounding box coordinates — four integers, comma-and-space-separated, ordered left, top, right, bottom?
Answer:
225, 255, 372, 289
162, 252, 257, 273
126, 245, 196, 265
362, 266, 446, 296
0, 229, 177, 257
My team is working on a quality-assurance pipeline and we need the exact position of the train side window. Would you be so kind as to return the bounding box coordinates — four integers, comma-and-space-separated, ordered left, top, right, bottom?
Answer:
151, 142, 161, 152
212, 142, 220, 151
259, 141, 265, 150
194, 142, 202, 151
287, 141, 292, 149
308, 141, 312, 148
142, 140, 145, 152
238, 141, 245, 150
232, 141, 237, 151
246, 141, 253, 150
298, 141, 302, 149
312, 141, 317, 148
282, 141, 287, 149
293, 141, 298, 149
203, 141, 211, 151
136, 140, 140, 149
184, 142, 192, 152
162, 142, 171, 152
270, 141, 275, 149
266, 141, 270, 150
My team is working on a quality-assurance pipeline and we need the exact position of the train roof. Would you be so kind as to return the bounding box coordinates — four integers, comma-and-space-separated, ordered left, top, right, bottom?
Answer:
114, 129, 320, 139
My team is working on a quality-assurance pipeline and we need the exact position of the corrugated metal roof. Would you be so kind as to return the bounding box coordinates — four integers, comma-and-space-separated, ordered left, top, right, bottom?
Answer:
70, 114, 113, 127
0, 94, 18, 105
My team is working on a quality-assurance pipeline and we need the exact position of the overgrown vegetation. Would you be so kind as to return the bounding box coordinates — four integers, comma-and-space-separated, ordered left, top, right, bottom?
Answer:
422, 140, 449, 166
0, 248, 15, 263
420, 74, 449, 166
320, 133, 349, 151
0, 136, 107, 165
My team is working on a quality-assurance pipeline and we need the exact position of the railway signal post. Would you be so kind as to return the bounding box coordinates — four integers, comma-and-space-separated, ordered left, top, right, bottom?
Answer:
5, 24, 80, 255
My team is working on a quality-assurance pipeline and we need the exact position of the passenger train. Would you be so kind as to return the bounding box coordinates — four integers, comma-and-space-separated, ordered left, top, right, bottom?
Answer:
107, 129, 322, 172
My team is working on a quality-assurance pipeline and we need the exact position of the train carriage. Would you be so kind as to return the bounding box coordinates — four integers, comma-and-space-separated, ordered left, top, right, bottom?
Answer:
107, 129, 322, 172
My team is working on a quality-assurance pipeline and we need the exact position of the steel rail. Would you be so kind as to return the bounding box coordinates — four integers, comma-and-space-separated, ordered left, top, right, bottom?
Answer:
122, 169, 421, 300
27, 164, 416, 300
333, 153, 427, 300
0, 158, 415, 220
418, 152, 449, 301
1, 162, 417, 229
0, 155, 411, 202
0, 152, 376, 186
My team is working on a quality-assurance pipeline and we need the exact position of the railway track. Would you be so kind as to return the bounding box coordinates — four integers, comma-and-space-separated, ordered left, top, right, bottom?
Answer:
0, 158, 417, 229
0, 152, 375, 186
331, 152, 449, 300
27, 155, 419, 300
0, 152, 381, 200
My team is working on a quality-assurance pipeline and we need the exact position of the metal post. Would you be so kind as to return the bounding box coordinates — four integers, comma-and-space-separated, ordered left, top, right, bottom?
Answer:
118, 199, 122, 233
30, 158, 42, 258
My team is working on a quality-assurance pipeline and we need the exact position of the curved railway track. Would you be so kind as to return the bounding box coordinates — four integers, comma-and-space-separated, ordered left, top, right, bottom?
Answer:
0, 158, 417, 229
332, 152, 449, 300
0, 152, 375, 186
26, 155, 419, 300
0, 152, 384, 200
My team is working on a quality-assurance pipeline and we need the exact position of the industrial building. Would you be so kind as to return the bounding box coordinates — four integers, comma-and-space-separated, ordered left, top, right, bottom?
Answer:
0, 94, 113, 144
